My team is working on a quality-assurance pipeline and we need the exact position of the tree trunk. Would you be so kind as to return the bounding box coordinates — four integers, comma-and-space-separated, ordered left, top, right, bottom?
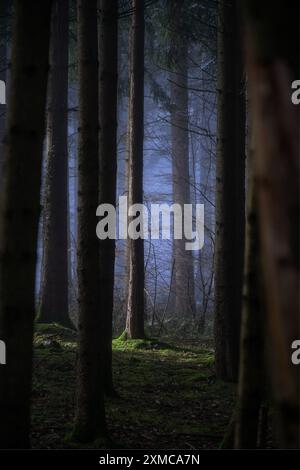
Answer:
167, 0, 196, 322
170, 44, 196, 321
235, 131, 264, 448
125, 0, 145, 339
73, 0, 106, 442
214, 0, 246, 382
245, 0, 300, 448
98, 0, 118, 395
0, 0, 52, 448
39, 0, 72, 328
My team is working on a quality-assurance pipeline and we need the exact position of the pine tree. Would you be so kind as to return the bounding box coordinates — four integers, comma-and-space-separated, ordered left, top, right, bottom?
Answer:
125, 0, 145, 339
73, 0, 106, 441
98, 0, 118, 395
0, 0, 52, 448
214, 0, 246, 382
39, 0, 72, 328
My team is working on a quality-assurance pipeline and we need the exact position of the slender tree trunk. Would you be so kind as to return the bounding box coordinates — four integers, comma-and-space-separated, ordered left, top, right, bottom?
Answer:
39, 0, 72, 328
98, 0, 118, 395
125, 0, 145, 339
0, 0, 52, 448
245, 0, 300, 448
73, 0, 106, 442
170, 45, 196, 321
214, 0, 246, 382
167, 0, 196, 322
235, 133, 264, 448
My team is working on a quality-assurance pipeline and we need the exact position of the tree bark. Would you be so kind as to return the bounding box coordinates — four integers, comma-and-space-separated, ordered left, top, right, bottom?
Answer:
235, 131, 264, 448
98, 0, 118, 395
125, 0, 145, 339
0, 0, 52, 448
245, 0, 300, 448
73, 0, 106, 442
170, 44, 196, 321
214, 0, 246, 382
39, 0, 72, 328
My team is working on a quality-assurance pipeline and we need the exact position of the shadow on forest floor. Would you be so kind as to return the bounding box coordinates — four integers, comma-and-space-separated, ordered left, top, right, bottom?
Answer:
31, 323, 236, 449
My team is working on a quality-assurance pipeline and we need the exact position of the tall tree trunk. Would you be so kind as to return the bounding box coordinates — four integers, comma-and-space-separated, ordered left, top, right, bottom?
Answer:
170, 44, 196, 321
235, 132, 264, 448
214, 0, 246, 382
125, 0, 145, 339
39, 0, 72, 328
0, 0, 52, 448
167, 0, 196, 322
98, 0, 118, 395
73, 0, 106, 442
245, 0, 300, 448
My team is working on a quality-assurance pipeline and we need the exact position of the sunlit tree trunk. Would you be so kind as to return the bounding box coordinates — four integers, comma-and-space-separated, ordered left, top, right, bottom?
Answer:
0, 0, 52, 448
125, 0, 145, 339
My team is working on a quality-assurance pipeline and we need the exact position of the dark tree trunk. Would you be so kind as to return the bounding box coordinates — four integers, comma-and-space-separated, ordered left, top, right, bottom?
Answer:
234, 136, 264, 448
73, 0, 106, 442
245, 0, 300, 448
0, 0, 52, 448
98, 0, 118, 396
125, 0, 145, 339
214, 0, 246, 382
39, 0, 72, 328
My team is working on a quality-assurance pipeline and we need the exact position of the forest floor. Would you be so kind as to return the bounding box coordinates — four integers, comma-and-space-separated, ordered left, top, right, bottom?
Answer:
31, 324, 236, 449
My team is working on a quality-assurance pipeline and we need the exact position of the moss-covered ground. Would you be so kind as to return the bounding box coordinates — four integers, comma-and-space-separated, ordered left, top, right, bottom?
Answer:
31, 324, 236, 449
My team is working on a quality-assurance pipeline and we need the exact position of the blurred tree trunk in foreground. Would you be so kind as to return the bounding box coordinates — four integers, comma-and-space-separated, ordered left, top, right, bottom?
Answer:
73, 0, 106, 442
39, 0, 72, 328
245, 0, 300, 448
125, 0, 145, 339
0, 0, 52, 448
214, 0, 246, 382
98, 0, 118, 396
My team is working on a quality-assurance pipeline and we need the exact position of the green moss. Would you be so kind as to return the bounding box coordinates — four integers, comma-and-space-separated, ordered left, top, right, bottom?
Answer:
31, 325, 236, 449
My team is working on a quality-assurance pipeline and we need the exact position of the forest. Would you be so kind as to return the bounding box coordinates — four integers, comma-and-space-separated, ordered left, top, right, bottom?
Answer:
0, 0, 299, 453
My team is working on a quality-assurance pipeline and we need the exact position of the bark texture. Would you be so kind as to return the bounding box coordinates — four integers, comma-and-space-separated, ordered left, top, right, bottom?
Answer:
214, 0, 246, 382
125, 0, 145, 339
235, 135, 264, 448
98, 0, 118, 395
245, 0, 300, 448
39, 0, 72, 327
0, 0, 51, 448
170, 41, 196, 320
73, 0, 106, 441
